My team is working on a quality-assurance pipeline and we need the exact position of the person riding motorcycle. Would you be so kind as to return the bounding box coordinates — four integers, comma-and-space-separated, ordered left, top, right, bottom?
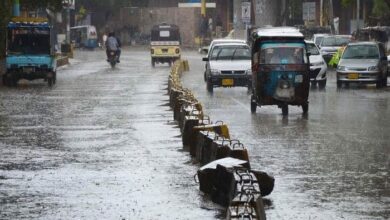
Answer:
105, 32, 121, 63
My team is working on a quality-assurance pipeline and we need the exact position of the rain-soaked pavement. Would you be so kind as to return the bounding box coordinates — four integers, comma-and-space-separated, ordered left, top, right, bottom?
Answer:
0, 48, 389, 220
181, 52, 390, 219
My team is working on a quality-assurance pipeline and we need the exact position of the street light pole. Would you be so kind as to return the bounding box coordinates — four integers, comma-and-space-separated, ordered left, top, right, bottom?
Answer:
66, 7, 70, 44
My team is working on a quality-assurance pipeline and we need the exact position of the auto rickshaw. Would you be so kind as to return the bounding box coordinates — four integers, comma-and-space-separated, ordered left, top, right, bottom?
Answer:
150, 23, 181, 67
250, 27, 310, 116
4, 17, 57, 87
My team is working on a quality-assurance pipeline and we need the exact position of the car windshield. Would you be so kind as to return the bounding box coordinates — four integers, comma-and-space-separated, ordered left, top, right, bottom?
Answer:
260, 43, 307, 64
210, 45, 250, 60
342, 45, 379, 59
307, 43, 320, 55
315, 36, 324, 45
321, 37, 350, 47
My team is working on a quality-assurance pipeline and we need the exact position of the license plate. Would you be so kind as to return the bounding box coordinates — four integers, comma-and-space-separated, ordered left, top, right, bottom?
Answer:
348, 73, 359, 79
222, 79, 234, 86
162, 49, 168, 53
23, 67, 34, 73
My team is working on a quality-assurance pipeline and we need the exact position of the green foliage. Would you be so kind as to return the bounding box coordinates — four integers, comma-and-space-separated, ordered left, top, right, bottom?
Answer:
372, 0, 390, 17
341, 0, 353, 7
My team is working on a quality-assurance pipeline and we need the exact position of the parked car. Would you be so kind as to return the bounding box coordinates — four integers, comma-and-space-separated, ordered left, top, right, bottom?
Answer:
319, 35, 351, 63
202, 39, 247, 81
306, 40, 327, 88
202, 42, 251, 92
336, 42, 388, 88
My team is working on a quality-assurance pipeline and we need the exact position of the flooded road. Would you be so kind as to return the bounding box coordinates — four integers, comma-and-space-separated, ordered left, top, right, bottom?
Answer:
0, 48, 389, 219
182, 52, 390, 219
0, 48, 221, 219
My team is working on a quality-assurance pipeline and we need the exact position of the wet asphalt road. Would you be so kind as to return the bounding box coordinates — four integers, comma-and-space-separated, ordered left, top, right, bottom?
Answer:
0, 48, 221, 220
0, 48, 389, 220
182, 52, 390, 219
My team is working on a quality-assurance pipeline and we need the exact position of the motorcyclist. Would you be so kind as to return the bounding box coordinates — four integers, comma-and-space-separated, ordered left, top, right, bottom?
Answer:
105, 32, 121, 63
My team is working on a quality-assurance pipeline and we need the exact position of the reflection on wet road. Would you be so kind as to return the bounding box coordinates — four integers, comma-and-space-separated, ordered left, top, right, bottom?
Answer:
0, 49, 221, 219
182, 52, 390, 219
0, 48, 388, 220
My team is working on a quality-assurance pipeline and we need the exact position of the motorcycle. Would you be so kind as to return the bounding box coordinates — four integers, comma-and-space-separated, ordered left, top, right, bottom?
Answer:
107, 50, 119, 68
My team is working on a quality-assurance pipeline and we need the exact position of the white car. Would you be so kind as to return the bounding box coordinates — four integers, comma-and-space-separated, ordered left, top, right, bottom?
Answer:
202, 42, 251, 92
203, 39, 247, 81
318, 35, 351, 63
306, 40, 327, 88
312, 33, 329, 47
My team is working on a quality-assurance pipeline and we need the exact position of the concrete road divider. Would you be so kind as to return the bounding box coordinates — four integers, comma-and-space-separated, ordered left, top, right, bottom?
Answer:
182, 115, 211, 153
168, 59, 274, 219
227, 169, 267, 220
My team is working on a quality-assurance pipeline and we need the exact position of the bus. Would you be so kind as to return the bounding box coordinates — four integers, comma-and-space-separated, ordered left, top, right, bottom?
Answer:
70, 25, 98, 49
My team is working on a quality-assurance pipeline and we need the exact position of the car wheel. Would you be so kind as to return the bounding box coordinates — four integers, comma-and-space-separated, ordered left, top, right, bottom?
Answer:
207, 80, 213, 93
281, 104, 288, 116
318, 80, 326, 89
382, 74, 387, 87
376, 77, 383, 88
337, 80, 342, 88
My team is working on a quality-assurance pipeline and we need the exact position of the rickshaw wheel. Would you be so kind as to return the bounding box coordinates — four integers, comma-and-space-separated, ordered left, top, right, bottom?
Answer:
9, 76, 18, 87
151, 59, 155, 67
281, 105, 288, 116
302, 103, 309, 114
250, 101, 257, 113
48, 78, 54, 87
2, 75, 8, 86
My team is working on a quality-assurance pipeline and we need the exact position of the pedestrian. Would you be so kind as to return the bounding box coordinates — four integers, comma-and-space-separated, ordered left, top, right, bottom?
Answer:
102, 33, 107, 49
208, 16, 213, 37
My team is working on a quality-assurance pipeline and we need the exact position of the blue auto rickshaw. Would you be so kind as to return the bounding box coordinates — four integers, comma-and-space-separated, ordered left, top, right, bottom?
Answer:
3, 17, 57, 87
250, 27, 310, 116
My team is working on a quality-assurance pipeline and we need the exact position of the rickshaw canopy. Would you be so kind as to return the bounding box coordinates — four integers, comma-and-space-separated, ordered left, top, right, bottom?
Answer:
151, 24, 180, 43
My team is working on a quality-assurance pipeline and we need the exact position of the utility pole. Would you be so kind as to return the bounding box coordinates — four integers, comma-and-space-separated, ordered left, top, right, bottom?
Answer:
320, 0, 323, 26
357, 0, 360, 31
201, 0, 206, 16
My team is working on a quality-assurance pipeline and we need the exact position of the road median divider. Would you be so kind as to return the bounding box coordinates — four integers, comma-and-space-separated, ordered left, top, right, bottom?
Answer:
167, 59, 274, 219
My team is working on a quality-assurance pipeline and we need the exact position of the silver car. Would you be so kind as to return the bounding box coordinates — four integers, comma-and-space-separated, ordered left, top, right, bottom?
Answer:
337, 42, 388, 88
